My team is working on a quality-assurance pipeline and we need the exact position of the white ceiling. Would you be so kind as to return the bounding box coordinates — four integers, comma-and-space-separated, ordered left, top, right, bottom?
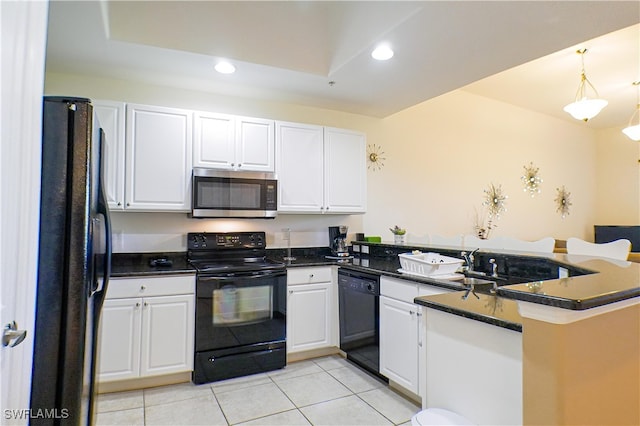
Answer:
45, 1, 640, 128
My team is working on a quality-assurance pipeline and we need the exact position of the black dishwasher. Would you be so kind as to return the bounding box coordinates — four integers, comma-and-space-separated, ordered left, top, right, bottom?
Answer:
338, 269, 386, 380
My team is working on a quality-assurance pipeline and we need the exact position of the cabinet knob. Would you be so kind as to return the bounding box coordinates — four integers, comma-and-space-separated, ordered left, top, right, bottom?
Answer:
288, 290, 293, 295
409, 310, 415, 315
238, 163, 242, 167
126, 203, 130, 207
231, 163, 235, 167
135, 302, 140, 307
140, 285, 146, 291
144, 302, 148, 307
309, 274, 314, 278
117, 202, 122, 206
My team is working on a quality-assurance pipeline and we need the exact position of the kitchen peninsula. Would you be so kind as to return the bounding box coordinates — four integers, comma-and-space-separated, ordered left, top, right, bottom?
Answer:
347, 241, 639, 426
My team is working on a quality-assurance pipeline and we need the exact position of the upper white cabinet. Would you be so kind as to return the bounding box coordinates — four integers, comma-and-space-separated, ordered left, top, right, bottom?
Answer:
125, 104, 192, 211
93, 100, 126, 210
194, 112, 275, 172
276, 122, 325, 212
276, 122, 366, 214
323, 127, 367, 213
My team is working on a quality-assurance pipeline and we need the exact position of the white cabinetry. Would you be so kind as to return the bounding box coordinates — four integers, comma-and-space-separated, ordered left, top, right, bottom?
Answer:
276, 122, 366, 214
323, 127, 367, 213
379, 276, 450, 396
98, 275, 195, 383
286, 267, 337, 353
125, 104, 192, 211
193, 111, 274, 172
93, 100, 126, 210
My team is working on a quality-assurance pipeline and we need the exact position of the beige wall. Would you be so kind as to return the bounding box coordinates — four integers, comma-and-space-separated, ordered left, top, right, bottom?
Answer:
594, 127, 640, 225
367, 90, 599, 242
46, 72, 626, 251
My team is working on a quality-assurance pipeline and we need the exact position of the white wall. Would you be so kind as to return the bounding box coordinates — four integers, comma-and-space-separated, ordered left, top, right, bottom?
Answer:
46, 72, 619, 252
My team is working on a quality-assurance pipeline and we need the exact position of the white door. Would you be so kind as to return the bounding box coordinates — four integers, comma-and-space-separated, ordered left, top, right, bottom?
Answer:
125, 104, 193, 211
276, 122, 324, 212
0, 0, 48, 421
97, 298, 142, 382
380, 296, 419, 394
287, 283, 332, 353
93, 100, 126, 210
236, 117, 275, 172
140, 295, 194, 377
324, 127, 367, 213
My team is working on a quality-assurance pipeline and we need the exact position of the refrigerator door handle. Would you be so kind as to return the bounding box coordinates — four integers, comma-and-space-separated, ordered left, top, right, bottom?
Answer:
94, 129, 112, 297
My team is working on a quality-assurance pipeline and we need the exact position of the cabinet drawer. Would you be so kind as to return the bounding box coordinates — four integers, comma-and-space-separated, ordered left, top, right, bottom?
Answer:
287, 267, 332, 285
107, 275, 195, 299
380, 276, 418, 304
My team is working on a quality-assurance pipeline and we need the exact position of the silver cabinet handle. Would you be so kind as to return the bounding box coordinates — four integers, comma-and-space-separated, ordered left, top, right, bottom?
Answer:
3, 321, 27, 348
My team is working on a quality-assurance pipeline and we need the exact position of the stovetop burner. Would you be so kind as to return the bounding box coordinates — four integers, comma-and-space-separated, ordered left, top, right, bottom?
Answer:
187, 231, 285, 274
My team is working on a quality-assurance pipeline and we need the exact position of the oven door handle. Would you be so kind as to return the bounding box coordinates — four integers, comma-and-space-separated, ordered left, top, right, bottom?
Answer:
198, 270, 287, 281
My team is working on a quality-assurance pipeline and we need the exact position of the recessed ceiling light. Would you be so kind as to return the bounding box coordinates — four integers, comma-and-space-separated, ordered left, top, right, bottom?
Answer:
371, 44, 394, 61
215, 61, 236, 74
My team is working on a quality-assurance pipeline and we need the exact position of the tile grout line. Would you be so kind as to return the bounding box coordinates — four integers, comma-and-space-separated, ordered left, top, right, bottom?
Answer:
208, 384, 232, 426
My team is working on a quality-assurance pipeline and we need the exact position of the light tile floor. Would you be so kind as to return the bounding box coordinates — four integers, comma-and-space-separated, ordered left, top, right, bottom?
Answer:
96, 355, 420, 426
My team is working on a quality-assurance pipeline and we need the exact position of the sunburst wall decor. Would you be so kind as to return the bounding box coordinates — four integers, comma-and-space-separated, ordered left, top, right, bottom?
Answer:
483, 183, 508, 218
521, 162, 542, 197
367, 144, 386, 171
555, 186, 572, 218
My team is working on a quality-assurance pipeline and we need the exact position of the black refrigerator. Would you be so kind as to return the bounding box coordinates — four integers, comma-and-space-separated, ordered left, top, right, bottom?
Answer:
30, 97, 112, 425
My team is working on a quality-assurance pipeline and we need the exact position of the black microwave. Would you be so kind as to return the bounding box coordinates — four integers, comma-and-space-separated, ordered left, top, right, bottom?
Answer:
192, 169, 278, 218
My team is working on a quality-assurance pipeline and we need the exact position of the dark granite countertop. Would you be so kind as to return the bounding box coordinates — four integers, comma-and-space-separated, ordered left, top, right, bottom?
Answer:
414, 291, 523, 332
353, 241, 640, 311
111, 252, 194, 277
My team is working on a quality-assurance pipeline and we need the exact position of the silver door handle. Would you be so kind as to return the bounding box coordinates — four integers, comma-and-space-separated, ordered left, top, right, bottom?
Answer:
3, 321, 27, 348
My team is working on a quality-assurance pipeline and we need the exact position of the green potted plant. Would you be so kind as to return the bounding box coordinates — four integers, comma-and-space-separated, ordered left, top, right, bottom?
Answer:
389, 225, 407, 245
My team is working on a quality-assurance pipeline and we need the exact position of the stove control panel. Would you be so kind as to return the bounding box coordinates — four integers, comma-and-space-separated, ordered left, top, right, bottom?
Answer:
188, 232, 266, 250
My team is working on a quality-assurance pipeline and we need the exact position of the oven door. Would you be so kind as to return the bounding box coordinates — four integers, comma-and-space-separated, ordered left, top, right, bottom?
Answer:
196, 269, 287, 353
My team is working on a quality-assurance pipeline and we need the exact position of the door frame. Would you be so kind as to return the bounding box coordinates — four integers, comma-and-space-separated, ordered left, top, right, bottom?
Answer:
0, 0, 48, 419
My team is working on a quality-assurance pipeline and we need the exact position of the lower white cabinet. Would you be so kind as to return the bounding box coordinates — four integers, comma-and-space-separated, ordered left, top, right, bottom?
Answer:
379, 276, 451, 396
98, 275, 195, 382
380, 295, 421, 393
286, 267, 337, 353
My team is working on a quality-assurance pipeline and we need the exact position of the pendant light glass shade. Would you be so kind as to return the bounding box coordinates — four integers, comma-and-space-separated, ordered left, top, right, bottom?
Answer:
622, 82, 640, 141
564, 49, 607, 122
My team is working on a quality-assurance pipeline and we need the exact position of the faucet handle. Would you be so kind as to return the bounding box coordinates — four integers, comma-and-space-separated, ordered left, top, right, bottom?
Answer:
489, 258, 498, 277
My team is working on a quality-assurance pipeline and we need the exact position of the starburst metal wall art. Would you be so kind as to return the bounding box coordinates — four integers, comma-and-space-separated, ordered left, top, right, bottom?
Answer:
483, 183, 508, 218
555, 186, 572, 218
367, 144, 386, 171
521, 162, 543, 197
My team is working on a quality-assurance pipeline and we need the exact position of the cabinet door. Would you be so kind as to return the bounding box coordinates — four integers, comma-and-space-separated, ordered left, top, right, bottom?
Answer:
193, 111, 235, 169
93, 100, 125, 210
140, 294, 194, 377
125, 104, 192, 211
287, 282, 332, 353
97, 298, 142, 382
380, 296, 419, 394
236, 117, 275, 171
276, 122, 324, 212
324, 127, 366, 213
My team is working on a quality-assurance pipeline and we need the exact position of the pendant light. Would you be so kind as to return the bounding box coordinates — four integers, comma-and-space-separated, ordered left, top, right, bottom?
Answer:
563, 49, 608, 122
622, 81, 640, 141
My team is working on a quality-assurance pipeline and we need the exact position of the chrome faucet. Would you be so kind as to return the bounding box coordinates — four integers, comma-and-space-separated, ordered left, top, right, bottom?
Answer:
489, 258, 498, 278
460, 248, 479, 272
